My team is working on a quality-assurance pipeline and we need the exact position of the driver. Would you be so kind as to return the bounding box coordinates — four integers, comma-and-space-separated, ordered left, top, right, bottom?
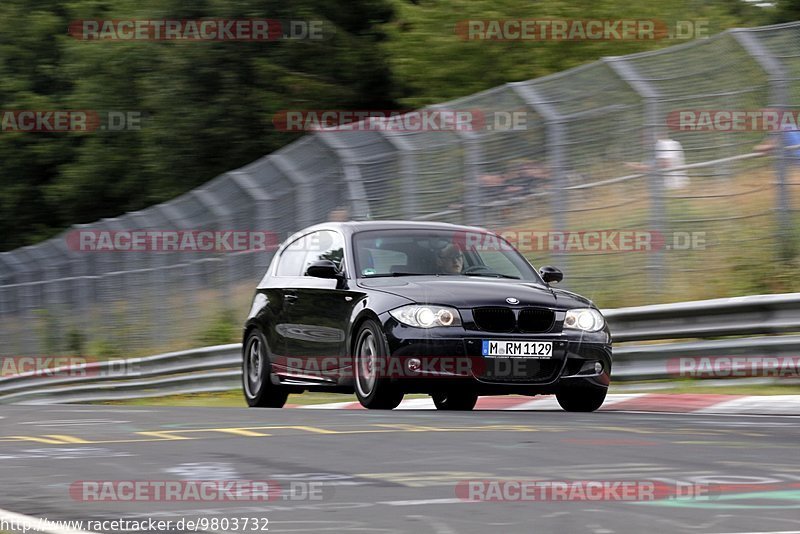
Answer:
436, 243, 464, 274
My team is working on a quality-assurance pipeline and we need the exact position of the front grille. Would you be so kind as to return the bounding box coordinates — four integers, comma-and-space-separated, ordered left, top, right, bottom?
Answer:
482, 359, 561, 382
518, 308, 555, 333
473, 307, 515, 333
473, 306, 556, 333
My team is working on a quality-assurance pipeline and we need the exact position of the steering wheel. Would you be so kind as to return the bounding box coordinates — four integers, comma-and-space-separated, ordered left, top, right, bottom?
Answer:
463, 265, 492, 274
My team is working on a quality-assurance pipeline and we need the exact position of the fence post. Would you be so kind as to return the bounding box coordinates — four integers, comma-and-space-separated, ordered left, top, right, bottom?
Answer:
507, 82, 569, 284
380, 133, 419, 219
314, 133, 371, 220
270, 153, 317, 228
456, 130, 483, 227
605, 57, 665, 295
732, 29, 794, 262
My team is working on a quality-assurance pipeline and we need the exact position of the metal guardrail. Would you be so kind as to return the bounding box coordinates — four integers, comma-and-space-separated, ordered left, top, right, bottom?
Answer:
0, 344, 242, 404
2, 292, 799, 404
605, 292, 800, 342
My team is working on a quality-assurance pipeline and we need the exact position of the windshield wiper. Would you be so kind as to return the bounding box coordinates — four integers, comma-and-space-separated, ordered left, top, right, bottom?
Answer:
365, 272, 430, 278
463, 272, 520, 280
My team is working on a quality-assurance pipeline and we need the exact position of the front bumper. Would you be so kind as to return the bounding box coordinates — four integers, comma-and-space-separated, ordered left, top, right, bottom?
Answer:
381, 314, 612, 394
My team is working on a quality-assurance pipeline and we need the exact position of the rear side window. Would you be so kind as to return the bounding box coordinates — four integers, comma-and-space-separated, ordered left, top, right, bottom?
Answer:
275, 230, 345, 277
303, 230, 344, 273
275, 236, 309, 276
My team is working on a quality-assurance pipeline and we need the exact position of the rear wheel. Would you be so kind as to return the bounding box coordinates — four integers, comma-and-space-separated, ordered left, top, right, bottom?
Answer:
353, 320, 404, 409
243, 329, 289, 408
556, 384, 606, 412
431, 391, 478, 411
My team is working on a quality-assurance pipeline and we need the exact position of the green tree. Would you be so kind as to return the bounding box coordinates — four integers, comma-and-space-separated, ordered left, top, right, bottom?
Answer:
380, 0, 771, 107
771, 0, 800, 22
0, 0, 397, 250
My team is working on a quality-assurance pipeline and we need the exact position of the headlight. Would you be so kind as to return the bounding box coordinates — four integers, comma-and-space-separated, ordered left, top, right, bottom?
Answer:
389, 305, 462, 328
564, 308, 605, 332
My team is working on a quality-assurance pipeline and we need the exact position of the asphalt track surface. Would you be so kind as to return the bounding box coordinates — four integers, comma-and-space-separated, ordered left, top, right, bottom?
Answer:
1, 404, 799, 534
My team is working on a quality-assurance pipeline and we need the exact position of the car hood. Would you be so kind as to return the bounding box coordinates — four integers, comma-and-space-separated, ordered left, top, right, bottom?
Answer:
358, 276, 594, 310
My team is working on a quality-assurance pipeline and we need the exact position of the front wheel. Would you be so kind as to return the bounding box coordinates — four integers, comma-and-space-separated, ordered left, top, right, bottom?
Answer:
353, 320, 404, 409
556, 384, 607, 412
431, 391, 478, 411
243, 328, 289, 408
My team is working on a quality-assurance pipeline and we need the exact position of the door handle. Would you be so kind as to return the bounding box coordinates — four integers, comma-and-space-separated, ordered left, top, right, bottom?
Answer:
345, 296, 353, 302
285, 294, 298, 302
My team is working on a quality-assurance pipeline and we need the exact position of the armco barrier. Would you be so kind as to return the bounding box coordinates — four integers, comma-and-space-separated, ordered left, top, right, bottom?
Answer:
2, 292, 799, 404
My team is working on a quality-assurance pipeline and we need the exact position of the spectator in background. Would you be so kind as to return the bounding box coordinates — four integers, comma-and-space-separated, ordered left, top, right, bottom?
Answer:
656, 136, 689, 190
626, 132, 689, 190
503, 161, 550, 195
479, 173, 508, 199
754, 123, 800, 165
327, 206, 350, 222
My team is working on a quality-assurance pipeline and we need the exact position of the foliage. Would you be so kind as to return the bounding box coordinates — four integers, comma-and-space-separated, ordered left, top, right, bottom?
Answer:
199, 308, 240, 345
0, 0, 397, 249
381, 0, 770, 107
0, 0, 772, 250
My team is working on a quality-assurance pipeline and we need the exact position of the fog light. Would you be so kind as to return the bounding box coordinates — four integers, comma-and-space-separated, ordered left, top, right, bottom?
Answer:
408, 358, 421, 372
594, 362, 603, 374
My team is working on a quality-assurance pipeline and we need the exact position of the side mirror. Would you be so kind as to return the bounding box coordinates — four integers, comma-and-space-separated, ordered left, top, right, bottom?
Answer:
539, 266, 563, 285
306, 260, 341, 279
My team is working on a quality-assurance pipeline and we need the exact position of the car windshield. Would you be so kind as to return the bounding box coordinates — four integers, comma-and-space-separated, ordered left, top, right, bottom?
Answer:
353, 229, 543, 283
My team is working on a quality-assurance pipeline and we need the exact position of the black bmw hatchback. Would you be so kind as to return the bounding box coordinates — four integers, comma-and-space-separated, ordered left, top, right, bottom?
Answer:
242, 221, 612, 411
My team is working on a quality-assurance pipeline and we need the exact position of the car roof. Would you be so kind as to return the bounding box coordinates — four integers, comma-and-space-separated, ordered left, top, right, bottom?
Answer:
295, 220, 491, 237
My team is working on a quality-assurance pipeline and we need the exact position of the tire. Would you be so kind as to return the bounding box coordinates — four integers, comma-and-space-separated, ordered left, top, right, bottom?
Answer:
556, 384, 607, 412
431, 391, 478, 411
353, 320, 404, 409
243, 328, 289, 408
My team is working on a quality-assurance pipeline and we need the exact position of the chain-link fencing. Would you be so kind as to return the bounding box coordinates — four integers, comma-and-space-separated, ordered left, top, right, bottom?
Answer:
2, 22, 799, 356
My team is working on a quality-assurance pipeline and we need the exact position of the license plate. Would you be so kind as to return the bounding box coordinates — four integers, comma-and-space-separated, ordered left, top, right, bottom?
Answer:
482, 340, 553, 358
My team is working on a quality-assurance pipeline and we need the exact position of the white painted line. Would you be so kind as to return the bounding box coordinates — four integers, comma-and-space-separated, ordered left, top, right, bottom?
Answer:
294, 394, 800, 416
598, 393, 650, 406
48, 408, 153, 413
697, 395, 800, 416
708, 531, 800, 534
378, 497, 472, 506
298, 401, 356, 410
507, 396, 561, 410
0, 507, 99, 534
608, 410, 800, 418
505, 394, 651, 411
395, 398, 436, 410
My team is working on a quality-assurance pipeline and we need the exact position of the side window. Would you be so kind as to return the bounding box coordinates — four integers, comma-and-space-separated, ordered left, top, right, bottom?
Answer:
303, 230, 344, 274
275, 236, 309, 277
